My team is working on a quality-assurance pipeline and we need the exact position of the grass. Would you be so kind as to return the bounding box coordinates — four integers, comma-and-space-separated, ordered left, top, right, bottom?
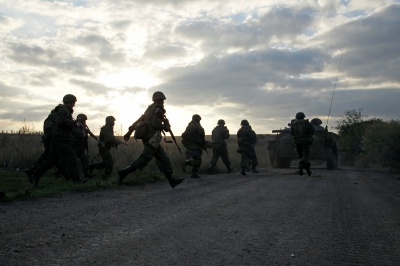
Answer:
0, 133, 272, 202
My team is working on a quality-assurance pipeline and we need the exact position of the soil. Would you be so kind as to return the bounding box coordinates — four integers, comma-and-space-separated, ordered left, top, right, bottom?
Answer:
1, 166, 400, 266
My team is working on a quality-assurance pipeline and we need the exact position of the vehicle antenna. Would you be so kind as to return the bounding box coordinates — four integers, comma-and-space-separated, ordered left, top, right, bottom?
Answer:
326, 44, 345, 129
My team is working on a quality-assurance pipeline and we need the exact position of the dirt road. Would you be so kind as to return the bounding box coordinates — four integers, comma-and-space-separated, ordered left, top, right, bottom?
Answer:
1, 167, 400, 265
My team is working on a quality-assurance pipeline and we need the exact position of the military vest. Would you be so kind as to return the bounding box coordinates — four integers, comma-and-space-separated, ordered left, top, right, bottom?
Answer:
292, 119, 313, 144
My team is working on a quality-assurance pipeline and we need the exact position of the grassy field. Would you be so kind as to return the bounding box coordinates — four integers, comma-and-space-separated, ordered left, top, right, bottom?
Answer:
0, 133, 272, 201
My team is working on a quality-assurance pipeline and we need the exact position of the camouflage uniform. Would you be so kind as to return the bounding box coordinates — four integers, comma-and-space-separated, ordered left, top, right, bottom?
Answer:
118, 91, 184, 188
291, 112, 315, 176
31, 101, 81, 186
72, 121, 91, 179
89, 117, 120, 178
181, 115, 206, 178
237, 120, 258, 175
209, 120, 234, 174
25, 111, 68, 180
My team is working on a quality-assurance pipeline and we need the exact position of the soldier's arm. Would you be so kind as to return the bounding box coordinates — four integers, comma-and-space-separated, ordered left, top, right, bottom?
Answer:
149, 107, 165, 131
103, 127, 120, 145
223, 127, 230, 139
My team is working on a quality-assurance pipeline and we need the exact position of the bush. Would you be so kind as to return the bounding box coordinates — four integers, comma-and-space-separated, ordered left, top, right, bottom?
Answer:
359, 120, 400, 169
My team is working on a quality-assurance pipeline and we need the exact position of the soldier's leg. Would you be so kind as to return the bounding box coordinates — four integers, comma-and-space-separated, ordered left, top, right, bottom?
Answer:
118, 144, 154, 185
89, 147, 107, 173
25, 138, 52, 179
55, 141, 81, 182
188, 150, 202, 178
153, 146, 184, 187
294, 144, 304, 175
101, 149, 114, 179
240, 152, 250, 175
209, 146, 220, 174
220, 146, 233, 173
249, 149, 259, 173
76, 149, 93, 179
303, 145, 312, 176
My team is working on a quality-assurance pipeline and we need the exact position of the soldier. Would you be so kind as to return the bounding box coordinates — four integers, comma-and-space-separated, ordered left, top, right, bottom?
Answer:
291, 112, 315, 176
181, 114, 210, 178
72, 114, 98, 179
89, 116, 121, 179
29, 94, 84, 187
25, 107, 69, 181
237, 119, 258, 175
208, 119, 234, 174
76, 114, 99, 152
117, 91, 184, 188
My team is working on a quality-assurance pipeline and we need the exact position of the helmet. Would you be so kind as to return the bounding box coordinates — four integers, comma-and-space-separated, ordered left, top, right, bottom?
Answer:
310, 118, 323, 126
105, 116, 116, 124
241, 119, 249, 126
217, 119, 225, 126
152, 91, 166, 101
192, 114, 201, 122
63, 94, 77, 103
295, 112, 305, 119
77, 114, 87, 121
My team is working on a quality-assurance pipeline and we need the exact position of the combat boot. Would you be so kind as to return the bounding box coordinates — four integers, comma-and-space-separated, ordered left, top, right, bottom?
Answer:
165, 173, 184, 188
298, 163, 304, 176
305, 162, 312, 176
181, 161, 189, 173
208, 164, 216, 174
88, 164, 95, 175
25, 167, 34, 183
227, 166, 235, 173
83, 168, 94, 179
190, 172, 201, 178
240, 168, 246, 175
252, 167, 259, 173
117, 164, 136, 185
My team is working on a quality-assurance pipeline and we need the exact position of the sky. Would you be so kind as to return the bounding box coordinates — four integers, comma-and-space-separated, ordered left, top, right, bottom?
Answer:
1, 0, 400, 136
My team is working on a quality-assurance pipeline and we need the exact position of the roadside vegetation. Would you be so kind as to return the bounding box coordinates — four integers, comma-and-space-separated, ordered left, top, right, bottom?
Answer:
0, 124, 271, 201
2, 111, 399, 202
335, 109, 400, 170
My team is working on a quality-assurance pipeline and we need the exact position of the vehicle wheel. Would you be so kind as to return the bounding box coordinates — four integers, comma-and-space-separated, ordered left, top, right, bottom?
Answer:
326, 149, 338, 170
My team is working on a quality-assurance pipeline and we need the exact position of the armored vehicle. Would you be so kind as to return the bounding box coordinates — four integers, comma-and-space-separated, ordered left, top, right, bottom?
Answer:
267, 118, 339, 169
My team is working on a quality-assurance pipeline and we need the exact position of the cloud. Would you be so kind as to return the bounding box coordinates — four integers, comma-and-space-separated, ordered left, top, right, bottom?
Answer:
69, 79, 114, 96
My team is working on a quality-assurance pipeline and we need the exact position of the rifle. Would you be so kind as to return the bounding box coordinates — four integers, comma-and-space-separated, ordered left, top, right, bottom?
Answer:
163, 115, 182, 154
85, 124, 99, 143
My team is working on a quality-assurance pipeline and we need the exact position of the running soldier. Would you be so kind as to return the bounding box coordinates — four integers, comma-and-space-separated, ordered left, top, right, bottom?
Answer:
118, 91, 184, 188
29, 94, 84, 187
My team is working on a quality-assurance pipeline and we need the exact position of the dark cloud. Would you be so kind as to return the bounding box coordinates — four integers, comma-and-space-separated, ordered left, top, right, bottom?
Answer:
73, 34, 127, 65
175, 6, 315, 52
8, 42, 92, 75
69, 79, 113, 96
316, 4, 400, 83
0, 82, 28, 98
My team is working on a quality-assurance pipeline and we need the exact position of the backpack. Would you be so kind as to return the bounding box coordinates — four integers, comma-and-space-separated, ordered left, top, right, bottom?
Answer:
134, 121, 149, 140
43, 108, 57, 135
181, 129, 189, 147
292, 120, 306, 136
